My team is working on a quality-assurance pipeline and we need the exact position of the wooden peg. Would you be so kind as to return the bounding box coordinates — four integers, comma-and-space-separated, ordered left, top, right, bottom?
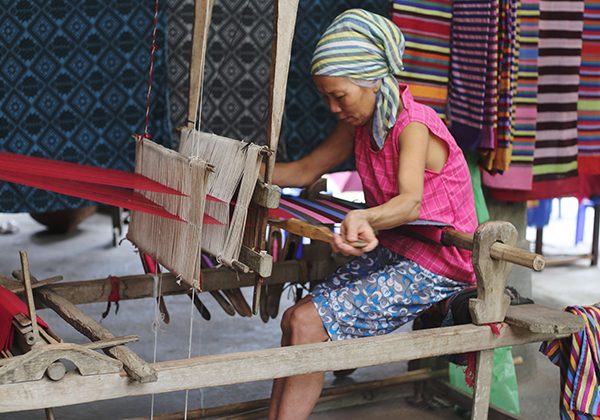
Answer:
269, 218, 367, 249
19, 250, 41, 345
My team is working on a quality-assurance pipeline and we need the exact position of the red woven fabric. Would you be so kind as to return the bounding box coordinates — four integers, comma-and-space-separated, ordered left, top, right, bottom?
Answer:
0, 167, 220, 225
0, 152, 184, 196
0, 286, 49, 351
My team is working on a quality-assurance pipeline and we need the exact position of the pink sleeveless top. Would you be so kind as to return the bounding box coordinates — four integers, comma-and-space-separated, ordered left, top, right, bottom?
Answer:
355, 84, 477, 283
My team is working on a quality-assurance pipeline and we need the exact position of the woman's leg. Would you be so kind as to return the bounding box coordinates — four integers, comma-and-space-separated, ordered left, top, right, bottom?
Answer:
269, 296, 328, 420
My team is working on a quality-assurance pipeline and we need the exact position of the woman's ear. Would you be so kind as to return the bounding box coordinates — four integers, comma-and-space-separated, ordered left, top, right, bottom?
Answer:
373, 79, 381, 93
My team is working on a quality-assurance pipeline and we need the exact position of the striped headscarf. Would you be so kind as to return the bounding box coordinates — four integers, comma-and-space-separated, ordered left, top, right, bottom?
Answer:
311, 9, 405, 150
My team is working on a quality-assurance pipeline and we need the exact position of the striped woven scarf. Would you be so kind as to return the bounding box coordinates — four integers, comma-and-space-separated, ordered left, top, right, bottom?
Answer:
482, 0, 519, 173
489, 0, 585, 201
577, 0, 600, 175
311, 9, 405, 150
483, 0, 539, 190
391, 0, 451, 119
540, 305, 600, 419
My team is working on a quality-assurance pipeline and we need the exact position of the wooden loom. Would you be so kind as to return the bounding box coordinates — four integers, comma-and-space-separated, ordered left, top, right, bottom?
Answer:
0, 2, 588, 420
126, 0, 287, 295
0, 218, 585, 419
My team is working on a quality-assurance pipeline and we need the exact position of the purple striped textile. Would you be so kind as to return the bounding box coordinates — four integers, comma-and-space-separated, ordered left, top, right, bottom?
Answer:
447, 0, 498, 151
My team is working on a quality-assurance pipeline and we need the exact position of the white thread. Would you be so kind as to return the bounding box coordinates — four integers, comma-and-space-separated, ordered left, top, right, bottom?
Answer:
178, 128, 263, 267
150, 273, 160, 419
127, 138, 209, 288
183, 288, 196, 419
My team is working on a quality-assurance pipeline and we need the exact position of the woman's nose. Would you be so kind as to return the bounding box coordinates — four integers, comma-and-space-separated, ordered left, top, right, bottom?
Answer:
327, 98, 341, 113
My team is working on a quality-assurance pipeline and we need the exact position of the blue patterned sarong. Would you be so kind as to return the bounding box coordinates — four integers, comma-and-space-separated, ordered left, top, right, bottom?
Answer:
312, 245, 465, 341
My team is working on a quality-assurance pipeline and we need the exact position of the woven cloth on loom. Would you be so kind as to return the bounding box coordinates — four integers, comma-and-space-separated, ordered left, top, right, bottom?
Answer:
446, 0, 498, 151
577, 0, 600, 175
483, 0, 540, 191
0, 286, 48, 351
391, 0, 451, 119
540, 305, 600, 419
274, 195, 365, 226
490, 0, 585, 202
0, 1, 172, 213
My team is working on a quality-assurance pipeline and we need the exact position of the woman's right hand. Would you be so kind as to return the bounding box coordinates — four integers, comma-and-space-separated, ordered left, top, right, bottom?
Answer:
333, 210, 378, 256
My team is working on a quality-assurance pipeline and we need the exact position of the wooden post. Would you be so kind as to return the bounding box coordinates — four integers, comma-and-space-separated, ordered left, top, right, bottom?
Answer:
186, 0, 214, 129
251, 0, 300, 314
469, 221, 518, 325
471, 349, 494, 420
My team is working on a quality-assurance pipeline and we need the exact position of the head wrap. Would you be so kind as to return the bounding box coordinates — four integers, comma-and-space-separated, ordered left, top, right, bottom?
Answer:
311, 9, 405, 150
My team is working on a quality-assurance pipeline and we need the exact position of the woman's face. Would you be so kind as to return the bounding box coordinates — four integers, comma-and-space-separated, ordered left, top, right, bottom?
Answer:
313, 76, 378, 126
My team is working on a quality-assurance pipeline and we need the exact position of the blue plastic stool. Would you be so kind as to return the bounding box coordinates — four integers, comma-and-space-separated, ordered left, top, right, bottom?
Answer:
574, 196, 600, 266
527, 199, 553, 255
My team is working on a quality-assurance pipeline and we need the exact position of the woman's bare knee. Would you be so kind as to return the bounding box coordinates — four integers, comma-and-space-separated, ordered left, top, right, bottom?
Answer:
280, 305, 295, 334
289, 301, 328, 345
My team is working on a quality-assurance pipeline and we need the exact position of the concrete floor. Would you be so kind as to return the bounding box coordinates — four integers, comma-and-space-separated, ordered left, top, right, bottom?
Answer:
0, 203, 598, 419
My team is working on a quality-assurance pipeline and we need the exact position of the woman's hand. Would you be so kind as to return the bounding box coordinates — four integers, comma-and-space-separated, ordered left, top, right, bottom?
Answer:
333, 210, 378, 256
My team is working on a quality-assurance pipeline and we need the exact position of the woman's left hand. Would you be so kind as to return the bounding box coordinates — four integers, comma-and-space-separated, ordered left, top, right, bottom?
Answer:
333, 210, 378, 256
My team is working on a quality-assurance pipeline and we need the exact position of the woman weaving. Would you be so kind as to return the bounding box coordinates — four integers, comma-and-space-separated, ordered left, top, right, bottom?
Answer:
268, 9, 477, 419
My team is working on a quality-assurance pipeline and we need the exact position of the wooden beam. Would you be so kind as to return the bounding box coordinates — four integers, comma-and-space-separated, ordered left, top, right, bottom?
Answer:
125, 368, 445, 419
13, 258, 327, 307
238, 246, 273, 278
186, 0, 214, 128
505, 304, 584, 335
442, 228, 545, 271
252, 181, 281, 209
0, 322, 571, 412
31, 283, 157, 383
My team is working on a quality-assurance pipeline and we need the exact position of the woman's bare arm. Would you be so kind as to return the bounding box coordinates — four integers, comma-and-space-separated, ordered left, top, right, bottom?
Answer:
335, 122, 430, 256
272, 121, 355, 188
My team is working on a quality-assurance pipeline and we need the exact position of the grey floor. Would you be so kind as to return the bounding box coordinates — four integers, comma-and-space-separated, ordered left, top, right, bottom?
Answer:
0, 202, 598, 419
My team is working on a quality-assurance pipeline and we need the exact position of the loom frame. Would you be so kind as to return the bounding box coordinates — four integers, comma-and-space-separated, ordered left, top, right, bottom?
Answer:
0, 220, 586, 419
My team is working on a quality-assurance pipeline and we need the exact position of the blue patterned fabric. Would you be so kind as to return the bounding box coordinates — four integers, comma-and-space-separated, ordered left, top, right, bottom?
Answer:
0, 0, 172, 213
312, 245, 466, 341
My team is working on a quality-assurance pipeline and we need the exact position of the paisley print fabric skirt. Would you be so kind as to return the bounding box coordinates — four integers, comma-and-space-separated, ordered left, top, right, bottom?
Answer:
311, 245, 466, 341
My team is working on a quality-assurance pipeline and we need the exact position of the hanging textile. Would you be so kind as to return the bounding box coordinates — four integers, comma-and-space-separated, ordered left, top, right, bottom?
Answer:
540, 305, 600, 419
391, 0, 452, 119
490, 0, 585, 202
446, 0, 499, 151
481, 0, 519, 173
577, 0, 600, 175
0, 1, 172, 213
482, 1, 540, 191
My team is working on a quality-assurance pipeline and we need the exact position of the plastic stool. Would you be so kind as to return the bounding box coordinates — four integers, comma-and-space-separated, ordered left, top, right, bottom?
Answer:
574, 196, 600, 266
575, 199, 594, 245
